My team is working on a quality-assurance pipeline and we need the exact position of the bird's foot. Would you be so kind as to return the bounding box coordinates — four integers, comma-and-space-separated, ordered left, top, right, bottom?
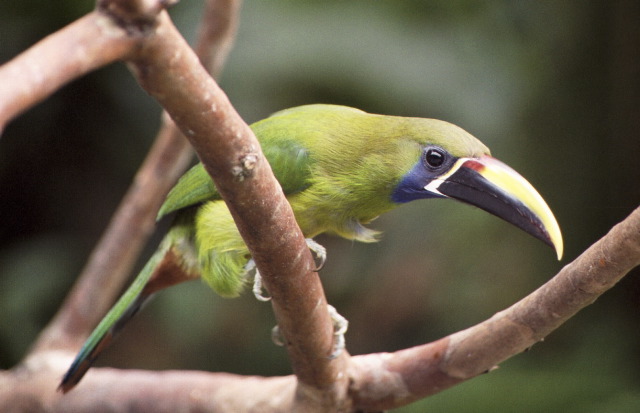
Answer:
327, 304, 349, 358
271, 324, 285, 346
271, 304, 348, 358
305, 238, 327, 271
246, 259, 272, 302
251, 238, 327, 301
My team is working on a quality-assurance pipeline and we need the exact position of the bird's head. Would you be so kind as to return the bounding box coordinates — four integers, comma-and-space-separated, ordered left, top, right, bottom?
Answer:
390, 117, 563, 260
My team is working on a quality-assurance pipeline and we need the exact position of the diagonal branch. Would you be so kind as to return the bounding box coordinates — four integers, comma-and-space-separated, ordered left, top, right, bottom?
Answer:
0, 12, 136, 134
348, 205, 640, 411
31, 0, 242, 354
125, 9, 346, 401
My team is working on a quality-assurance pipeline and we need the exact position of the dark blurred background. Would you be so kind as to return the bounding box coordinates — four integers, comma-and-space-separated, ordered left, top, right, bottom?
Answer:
1, 1, 639, 411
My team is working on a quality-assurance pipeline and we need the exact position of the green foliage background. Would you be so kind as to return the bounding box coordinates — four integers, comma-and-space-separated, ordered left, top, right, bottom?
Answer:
1, 1, 639, 411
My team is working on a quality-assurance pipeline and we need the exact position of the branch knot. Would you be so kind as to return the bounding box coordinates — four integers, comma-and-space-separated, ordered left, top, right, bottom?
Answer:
98, 0, 178, 35
232, 153, 259, 181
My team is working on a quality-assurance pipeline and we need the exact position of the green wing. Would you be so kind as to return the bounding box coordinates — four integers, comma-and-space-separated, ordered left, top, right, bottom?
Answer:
157, 163, 217, 219
157, 133, 313, 220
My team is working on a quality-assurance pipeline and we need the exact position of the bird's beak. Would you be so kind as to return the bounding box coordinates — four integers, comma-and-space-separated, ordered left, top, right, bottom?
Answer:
425, 155, 563, 260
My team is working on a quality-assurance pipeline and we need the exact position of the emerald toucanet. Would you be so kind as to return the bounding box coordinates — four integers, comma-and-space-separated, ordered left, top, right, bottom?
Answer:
59, 104, 563, 392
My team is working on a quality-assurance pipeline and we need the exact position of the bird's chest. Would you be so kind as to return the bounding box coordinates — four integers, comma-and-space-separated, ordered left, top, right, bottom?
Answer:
289, 190, 389, 243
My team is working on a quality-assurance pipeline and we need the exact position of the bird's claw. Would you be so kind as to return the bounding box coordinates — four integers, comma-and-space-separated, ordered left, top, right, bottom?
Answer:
252, 270, 272, 302
246, 259, 271, 302
250, 239, 327, 301
327, 304, 348, 358
305, 238, 327, 271
270, 304, 348, 359
271, 325, 285, 346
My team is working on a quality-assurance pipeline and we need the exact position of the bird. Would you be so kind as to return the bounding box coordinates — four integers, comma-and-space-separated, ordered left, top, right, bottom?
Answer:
58, 104, 563, 393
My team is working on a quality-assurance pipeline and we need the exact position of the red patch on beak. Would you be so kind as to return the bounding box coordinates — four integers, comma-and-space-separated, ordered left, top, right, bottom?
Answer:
462, 159, 486, 172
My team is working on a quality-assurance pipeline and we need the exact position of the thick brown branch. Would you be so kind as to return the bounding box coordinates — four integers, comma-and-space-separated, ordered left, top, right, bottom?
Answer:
125, 11, 346, 402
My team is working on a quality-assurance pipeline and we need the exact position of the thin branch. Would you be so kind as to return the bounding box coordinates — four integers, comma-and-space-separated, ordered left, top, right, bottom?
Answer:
349, 205, 640, 411
31, 0, 242, 353
0, 12, 136, 134
33, 118, 193, 352
194, 0, 242, 79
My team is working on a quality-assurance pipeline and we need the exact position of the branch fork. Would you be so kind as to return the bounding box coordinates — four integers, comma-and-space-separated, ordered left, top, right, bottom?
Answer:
0, 1, 639, 411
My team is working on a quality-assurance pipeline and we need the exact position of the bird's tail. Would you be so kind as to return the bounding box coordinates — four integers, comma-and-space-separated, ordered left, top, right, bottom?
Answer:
58, 217, 198, 393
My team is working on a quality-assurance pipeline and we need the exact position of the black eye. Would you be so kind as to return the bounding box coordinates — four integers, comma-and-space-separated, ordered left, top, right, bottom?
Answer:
425, 148, 445, 168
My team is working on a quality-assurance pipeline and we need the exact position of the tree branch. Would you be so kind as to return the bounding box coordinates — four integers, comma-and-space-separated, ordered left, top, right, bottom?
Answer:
1, 1, 639, 412
124, 8, 346, 403
2, 206, 638, 411
194, 0, 242, 80
6, 0, 343, 409
349, 205, 640, 411
0, 12, 136, 134
30, 0, 242, 354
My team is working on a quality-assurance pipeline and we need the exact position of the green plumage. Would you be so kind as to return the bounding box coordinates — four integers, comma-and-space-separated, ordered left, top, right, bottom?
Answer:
159, 104, 489, 297
61, 104, 518, 392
